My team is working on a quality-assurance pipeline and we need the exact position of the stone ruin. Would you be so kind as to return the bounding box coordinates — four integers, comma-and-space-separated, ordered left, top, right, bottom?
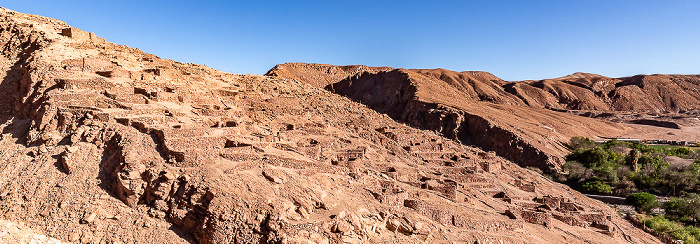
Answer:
61, 26, 105, 43
503, 194, 616, 236
365, 126, 619, 237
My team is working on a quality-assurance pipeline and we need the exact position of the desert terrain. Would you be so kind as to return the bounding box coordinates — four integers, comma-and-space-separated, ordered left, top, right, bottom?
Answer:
1, 7, 696, 244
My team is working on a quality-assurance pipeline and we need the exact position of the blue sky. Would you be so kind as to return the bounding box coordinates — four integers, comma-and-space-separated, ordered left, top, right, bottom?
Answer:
3, 1, 699, 81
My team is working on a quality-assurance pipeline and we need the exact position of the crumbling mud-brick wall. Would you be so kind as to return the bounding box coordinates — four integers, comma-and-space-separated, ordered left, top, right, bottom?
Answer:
553, 213, 587, 227
376, 191, 408, 209
61, 27, 105, 43
579, 212, 610, 224
480, 160, 501, 173
535, 196, 561, 209
403, 199, 453, 225
560, 202, 585, 211
423, 179, 457, 200
520, 210, 552, 227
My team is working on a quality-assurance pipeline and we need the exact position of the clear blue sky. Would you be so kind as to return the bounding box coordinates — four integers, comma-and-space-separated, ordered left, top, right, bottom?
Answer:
3, 1, 699, 81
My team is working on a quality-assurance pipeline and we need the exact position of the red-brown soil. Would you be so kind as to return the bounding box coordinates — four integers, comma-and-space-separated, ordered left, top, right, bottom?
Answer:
0, 8, 661, 244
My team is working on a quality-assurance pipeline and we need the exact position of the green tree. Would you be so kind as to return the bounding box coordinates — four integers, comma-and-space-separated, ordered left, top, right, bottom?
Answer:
565, 136, 596, 150
637, 154, 668, 173
664, 193, 700, 223
567, 147, 622, 169
691, 160, 700, 173
638, 215, 700, 243
666, 147, 694, 157
581, 179, 613, 194
602, 139, 630, 149
629, 142, 661, 154
626, 192, 658, 213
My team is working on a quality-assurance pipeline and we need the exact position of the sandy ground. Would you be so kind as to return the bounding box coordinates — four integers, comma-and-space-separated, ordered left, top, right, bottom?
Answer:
0, 220, 65, 244
617, 124, 700, 142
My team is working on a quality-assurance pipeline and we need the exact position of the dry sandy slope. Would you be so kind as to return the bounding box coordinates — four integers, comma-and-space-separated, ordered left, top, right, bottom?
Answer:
620, 124, 700, 142
0, 220, 65, 244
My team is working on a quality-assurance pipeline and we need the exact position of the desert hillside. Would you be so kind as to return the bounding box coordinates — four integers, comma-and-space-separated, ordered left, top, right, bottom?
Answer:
0, 8, 661, 244
268, 63, 700, 172
268, 64, 637, 171
269, 63, 700, 113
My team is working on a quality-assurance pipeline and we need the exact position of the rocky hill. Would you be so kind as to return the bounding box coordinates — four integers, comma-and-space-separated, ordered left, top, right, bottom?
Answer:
267, 64, 633, 171
269, 63, 700, 114
0, 8, 660, 244
504, 73, 700, 112
265, 63, 394, 88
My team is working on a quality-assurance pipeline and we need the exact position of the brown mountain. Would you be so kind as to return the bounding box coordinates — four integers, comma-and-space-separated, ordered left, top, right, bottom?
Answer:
0, 8, 660, 244
269, 63, 700, 113
513, 73, 700, 112
267, 64, 635, 171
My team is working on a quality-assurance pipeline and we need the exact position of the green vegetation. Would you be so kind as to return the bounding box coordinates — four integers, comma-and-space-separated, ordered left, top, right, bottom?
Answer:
625, 192, 657, 213
557, 137, 700, 242
650, 144, 700, 152
664, 193, 700, 223
581, 178, 613, 194
628, 193, 700, 244
638, 214, 700, 243
556, 137, 700, 196
563, 136, 596, 150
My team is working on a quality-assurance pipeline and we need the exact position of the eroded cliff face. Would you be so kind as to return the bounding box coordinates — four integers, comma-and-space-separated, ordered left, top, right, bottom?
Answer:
0, 8, 659, 244
394, 101, 559, 171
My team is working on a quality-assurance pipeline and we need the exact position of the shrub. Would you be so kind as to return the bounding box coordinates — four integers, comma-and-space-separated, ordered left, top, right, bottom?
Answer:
629, 142, 660, 154
626, 192, 658, 213
692, 160, 700, 173
666, 147, 694, 157
561, 161, 590, 180
664, 193, 700, 223
565, 136, 596, 150
638, 214, 700, 243
665, 197, 692, 222
602, 139, 630, 149
567, 147, 621, 169
581, 179, 613, 194
614, 179, 637, 195
637, 154, 668, 172
593, 162, 619, 183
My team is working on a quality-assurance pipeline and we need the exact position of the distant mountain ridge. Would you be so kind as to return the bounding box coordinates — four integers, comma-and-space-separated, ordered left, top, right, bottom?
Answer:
268, 63, 700, 113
